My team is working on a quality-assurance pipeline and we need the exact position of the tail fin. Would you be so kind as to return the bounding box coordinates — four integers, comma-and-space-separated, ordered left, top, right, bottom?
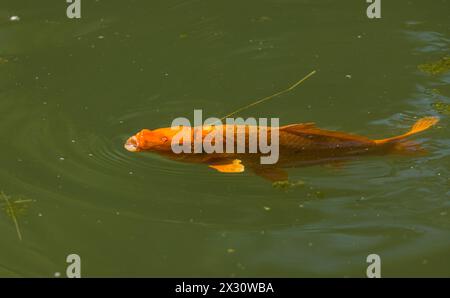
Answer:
375, 116, 439, 145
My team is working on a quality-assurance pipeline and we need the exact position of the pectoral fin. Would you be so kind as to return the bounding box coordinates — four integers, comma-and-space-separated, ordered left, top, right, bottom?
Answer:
209, 159, 245, 173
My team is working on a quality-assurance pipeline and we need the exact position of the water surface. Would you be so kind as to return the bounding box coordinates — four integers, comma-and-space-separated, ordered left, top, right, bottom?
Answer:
0, 0, 449, 277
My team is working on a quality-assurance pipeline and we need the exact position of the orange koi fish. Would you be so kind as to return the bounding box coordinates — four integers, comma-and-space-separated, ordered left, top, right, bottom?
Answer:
124, 116, 439, 181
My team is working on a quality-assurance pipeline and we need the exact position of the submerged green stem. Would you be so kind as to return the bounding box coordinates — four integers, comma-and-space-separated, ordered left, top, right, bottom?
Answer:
218, 70, 317, 122
1, 191, 23, 241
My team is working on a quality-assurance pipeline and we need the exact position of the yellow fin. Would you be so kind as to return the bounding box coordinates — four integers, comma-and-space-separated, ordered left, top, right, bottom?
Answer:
209, 159, 245, 173
375, 116, 440, 144
409, 116, 440, 134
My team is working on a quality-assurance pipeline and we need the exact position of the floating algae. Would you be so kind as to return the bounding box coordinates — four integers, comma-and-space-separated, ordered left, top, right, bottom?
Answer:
418, 56, 450, 75
423, 88, 450, 115
431, 101, 450, 115
0, 57, 8, 64
272, 180, 305, 191
1, 191, 32, 241
425, 88, 442, 97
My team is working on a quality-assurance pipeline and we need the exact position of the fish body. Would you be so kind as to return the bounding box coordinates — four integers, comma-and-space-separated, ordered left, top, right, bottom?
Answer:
124, 116, 439, 181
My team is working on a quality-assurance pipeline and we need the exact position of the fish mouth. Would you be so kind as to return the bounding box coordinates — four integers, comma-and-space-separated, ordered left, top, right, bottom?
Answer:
124, 136, 139, 152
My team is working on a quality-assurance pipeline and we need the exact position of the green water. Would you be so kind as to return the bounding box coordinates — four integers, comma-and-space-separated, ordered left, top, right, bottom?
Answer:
0, 0, 449, 277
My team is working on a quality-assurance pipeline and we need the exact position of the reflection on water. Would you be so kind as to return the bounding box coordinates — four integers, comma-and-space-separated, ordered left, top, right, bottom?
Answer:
0, 0, 449, 277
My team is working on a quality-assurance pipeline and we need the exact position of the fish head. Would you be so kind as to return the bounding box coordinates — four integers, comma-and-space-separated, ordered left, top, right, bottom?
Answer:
124, 128, 171, 152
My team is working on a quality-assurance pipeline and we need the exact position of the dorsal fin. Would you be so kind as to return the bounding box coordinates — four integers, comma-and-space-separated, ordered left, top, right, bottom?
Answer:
280, 123, 317, 132
280, 122, 374, 143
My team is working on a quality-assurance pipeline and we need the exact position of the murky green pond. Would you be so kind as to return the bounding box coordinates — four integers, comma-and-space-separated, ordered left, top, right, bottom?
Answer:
0, 0, 449, 277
